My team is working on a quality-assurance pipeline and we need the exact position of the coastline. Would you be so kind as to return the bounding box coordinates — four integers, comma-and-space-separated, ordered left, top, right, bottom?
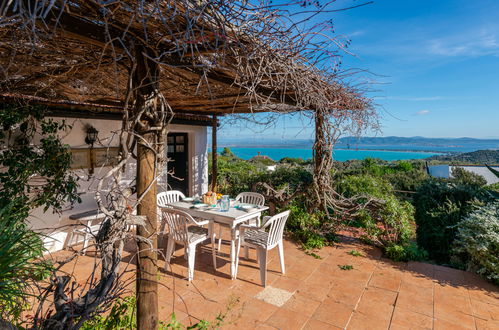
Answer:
218, 145, 447, 155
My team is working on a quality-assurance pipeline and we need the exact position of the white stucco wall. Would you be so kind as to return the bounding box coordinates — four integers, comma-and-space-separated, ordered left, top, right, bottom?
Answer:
451, 166, 499, 185
428, 165, 450, 179
26, 117, 208, 252
428, 164, 499, 185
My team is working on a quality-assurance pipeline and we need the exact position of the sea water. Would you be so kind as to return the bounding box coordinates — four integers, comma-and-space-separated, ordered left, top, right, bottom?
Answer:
214, 147, 440, 161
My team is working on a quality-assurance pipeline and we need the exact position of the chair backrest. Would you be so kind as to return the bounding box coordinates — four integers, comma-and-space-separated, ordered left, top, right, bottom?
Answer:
265, 210, 290, 248
236, 192, 265, 206
157, 190, 186, 207
161, 208, 193, 243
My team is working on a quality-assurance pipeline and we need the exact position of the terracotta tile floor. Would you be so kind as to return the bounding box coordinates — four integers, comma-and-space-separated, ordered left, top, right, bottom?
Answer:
48, 232, 499, 329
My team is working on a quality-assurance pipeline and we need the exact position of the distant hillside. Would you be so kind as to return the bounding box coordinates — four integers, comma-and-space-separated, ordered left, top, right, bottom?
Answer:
428, 150, 499, 164
337, 136, 499, 152
217, 136, 499, 153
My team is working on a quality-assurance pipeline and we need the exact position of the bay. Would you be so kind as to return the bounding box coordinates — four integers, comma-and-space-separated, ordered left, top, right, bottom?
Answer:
215, 147, 440, 161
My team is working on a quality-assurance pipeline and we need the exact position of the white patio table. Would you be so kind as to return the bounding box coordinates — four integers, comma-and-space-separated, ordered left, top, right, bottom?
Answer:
167, 201, 268, 279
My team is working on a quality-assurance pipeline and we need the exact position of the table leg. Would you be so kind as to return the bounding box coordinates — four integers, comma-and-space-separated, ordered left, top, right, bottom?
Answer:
230, 226, 239, 279
230, 226, 236, 279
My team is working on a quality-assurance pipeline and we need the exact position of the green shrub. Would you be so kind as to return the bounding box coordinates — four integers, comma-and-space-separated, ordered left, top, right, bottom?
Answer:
337, 175, 416, 247
395, 160, 413, 172
385, 242, 428, 262
384, 169, 429, 192
451, 167, 487, 187
220, 147, 235, 157
0, 202, 52, 324
452, 201, 499, 284
211, 156, 261, 195
257, 165, 313, 192
279, 157, 311, 165
384, 244, 405, 262
0, 106, 78, 325
414, 180, 489, 263
379, 196, 415, 242
337, 174, 392, 199
287, 203, 330, 250
487, 182, 499, 192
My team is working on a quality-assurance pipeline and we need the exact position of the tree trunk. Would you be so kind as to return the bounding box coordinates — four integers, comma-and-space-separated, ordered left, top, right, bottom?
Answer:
136, 132, 159, 330
133, 45, 161, 330
313, 109, 331, 213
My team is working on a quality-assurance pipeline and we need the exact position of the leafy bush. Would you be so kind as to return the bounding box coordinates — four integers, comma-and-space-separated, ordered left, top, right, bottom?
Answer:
287, 202, 330, 250
355, 195, 415, 247
336, 175, 416, 247
452, 201, 499, 284
451, 167, 487, 187
336, 174, 392, 199
250, 156, 276, 166
256, 165, 313, 194
414, 179, 489, 263
385, 242, 428, 262
488, 182, 499, 192
279, 157, 310, 165
0, 105, 78, 325
384, 168, 429, 192
0, 105, 80, 211
220, 147, 235, 157
0, 202, 52, 324
211, 155, 260, 195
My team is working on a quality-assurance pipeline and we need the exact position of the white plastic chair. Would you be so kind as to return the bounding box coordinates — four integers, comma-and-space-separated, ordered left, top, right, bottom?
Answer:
235, 210, 290, 287
161, 208, 217, 281
157, 190, 186, 246
66, 222, 101, 254
157, 190, 186, 207
217, 192, 265, 251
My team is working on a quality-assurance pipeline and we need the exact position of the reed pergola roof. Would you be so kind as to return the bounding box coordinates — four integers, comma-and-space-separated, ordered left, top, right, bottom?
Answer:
0, 1, 370, 117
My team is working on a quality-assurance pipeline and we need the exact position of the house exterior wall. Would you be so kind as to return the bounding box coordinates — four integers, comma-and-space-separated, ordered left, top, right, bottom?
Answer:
427, 165, 451, 179
26, 117, 208, 252
450, 166, 499, 185
428, 164, 499, 185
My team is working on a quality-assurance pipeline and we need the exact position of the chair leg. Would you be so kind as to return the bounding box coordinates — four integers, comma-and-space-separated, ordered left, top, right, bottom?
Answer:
217, 225, 223, 251
234, 234, 242, 279
65, 231, 74, 250
278, 240, 285, 274
244, 246, 250, 259
158, 220, 167, 247
257, 248, 268, 287
82, 233, 90, 254
187, 245, 197, 281
164, 236, 175, 270
211, 232, 217, 270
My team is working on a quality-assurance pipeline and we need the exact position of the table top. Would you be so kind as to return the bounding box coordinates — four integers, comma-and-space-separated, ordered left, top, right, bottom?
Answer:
68, 209, 106, 221
168, 201, 268, 222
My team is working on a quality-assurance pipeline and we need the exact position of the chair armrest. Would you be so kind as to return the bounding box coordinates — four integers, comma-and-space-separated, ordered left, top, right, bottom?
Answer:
261, 215, 274, 229
191, 218, 210, 227
239, 223, 258, 230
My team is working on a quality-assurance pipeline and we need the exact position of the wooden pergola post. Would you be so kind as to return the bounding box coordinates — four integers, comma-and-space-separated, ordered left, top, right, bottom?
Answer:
313, 109, 328, 211
211, 115, 218, 192
136, 134, 158, 329
134, 46, 159, 330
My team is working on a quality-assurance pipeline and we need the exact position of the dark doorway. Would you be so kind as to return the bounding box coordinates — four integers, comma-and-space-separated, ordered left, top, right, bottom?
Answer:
166, 133, 189, 195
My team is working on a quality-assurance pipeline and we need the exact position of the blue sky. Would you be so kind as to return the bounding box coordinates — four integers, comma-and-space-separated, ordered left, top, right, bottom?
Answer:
219, 0, 499, 141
